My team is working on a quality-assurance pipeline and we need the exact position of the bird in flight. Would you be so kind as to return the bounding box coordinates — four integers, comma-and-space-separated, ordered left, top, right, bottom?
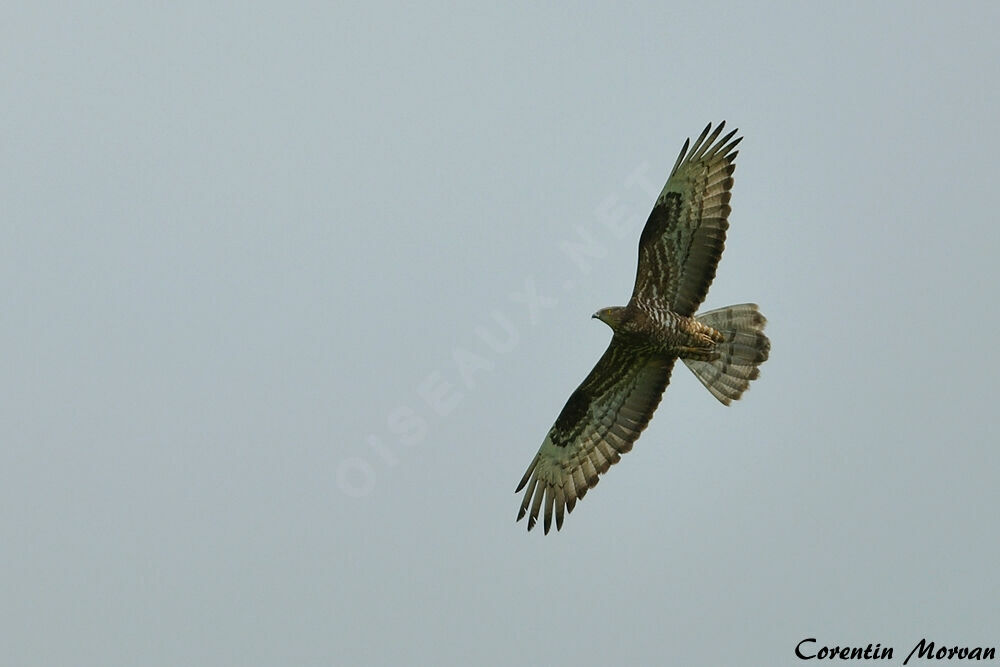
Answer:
516, 122, 770, 533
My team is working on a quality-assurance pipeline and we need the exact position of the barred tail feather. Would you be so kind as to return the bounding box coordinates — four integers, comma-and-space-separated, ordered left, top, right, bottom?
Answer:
683, 303, 770, 405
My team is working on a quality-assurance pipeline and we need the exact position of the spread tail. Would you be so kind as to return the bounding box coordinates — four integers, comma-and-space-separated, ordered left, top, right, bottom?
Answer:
683, 303, 770, 405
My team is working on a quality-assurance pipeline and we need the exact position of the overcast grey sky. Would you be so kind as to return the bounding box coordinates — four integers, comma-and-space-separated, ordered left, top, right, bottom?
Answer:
3, 2, 999, 666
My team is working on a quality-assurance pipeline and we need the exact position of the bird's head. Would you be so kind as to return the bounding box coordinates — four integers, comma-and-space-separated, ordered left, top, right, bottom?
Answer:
592, 306, 625, 330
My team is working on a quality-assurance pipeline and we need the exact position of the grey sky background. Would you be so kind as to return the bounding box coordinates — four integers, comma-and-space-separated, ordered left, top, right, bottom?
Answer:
3, 2, 999, 666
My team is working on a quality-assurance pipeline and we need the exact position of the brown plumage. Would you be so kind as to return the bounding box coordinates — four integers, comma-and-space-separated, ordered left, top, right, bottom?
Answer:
516, 122, 770, 534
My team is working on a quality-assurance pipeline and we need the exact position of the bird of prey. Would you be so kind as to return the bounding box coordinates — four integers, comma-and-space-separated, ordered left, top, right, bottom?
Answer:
516, 122, 770, 533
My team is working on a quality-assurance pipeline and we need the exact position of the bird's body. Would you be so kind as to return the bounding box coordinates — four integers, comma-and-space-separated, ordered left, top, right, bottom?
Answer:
516, 122, 771, 533
599, 300, 723, 360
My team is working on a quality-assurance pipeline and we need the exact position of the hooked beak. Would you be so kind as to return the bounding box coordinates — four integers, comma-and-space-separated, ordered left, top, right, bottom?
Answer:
591, 311, 600, 319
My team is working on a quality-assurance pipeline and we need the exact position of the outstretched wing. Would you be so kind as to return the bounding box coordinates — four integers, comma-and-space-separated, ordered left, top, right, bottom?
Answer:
632, 122, 741, 316
515, 338, 676, 533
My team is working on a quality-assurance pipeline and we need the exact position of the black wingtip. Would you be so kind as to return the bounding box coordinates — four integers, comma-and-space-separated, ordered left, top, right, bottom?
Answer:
695, 123, 712, 146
